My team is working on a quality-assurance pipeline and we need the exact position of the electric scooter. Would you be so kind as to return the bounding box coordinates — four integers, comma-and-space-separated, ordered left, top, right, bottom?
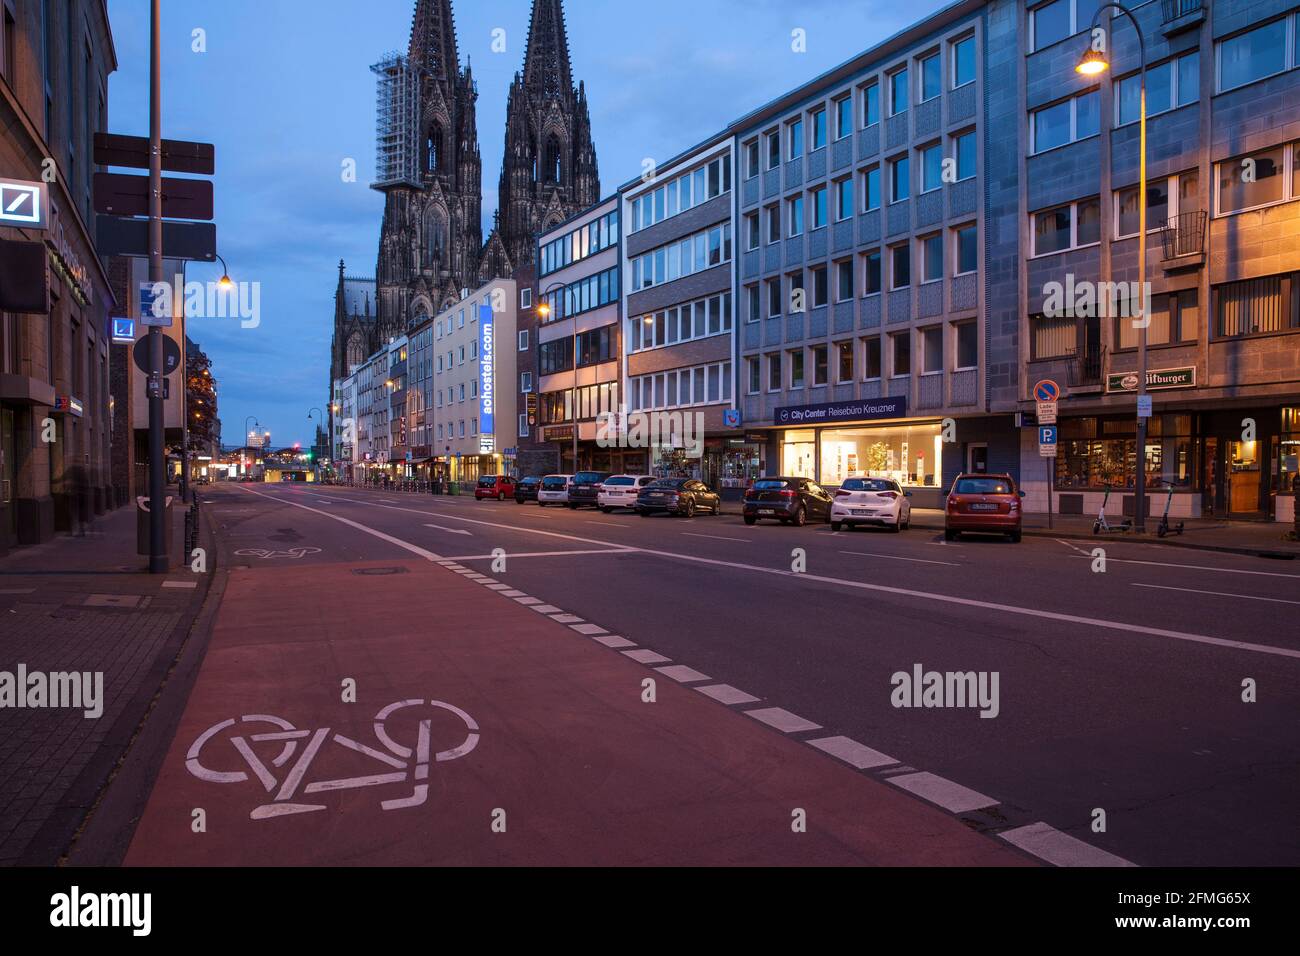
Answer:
1093, 483, 1133, 534
1155, 481, 1185, 537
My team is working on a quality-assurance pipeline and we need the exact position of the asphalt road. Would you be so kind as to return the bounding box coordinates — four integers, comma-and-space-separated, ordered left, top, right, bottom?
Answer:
207, 481, 1300, 866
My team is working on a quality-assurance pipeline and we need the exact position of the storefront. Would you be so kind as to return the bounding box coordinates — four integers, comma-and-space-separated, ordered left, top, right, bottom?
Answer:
711, 433, 767, 499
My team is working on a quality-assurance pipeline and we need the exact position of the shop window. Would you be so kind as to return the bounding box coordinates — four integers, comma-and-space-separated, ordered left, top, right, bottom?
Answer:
819, 422, 944, 487
781, 429, 818, 479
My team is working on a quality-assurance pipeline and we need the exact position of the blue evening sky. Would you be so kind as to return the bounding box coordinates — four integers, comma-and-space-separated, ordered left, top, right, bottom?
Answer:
104, 0, 949, 446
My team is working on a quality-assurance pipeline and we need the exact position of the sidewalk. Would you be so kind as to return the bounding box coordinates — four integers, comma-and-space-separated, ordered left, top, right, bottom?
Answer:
120, 556, 1029, 866
0, 496, 211, 865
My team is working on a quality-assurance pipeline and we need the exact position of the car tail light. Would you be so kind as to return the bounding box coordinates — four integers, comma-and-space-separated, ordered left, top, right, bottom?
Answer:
744, 490, 757, 500
779, 489, 797, 498
877, 491, 898, 499
834, 489, 852, 497
947, 496, 961, 511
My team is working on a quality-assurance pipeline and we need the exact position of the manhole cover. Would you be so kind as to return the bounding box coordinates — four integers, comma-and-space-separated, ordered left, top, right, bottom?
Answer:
85, 593, 144, 608
351, 567, 409, 576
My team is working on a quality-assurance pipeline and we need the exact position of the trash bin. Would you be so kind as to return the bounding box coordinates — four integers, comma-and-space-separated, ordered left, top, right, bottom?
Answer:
136, 495, 174, 556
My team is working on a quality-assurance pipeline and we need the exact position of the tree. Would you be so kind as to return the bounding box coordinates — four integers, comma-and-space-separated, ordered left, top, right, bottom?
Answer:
186, 338, 218, 456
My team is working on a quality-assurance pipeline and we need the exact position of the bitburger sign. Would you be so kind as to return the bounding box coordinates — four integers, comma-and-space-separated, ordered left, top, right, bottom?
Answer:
1105, 367, 1196, 393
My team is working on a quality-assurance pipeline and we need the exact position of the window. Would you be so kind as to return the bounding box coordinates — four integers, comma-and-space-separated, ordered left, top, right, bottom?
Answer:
891, 244, 911, 289
863, 83, 880, 127
1032, 198, 1100, 255
920, 234, 943, 283
788, 195, 804, 236
768, 353, 782, 391
1030, 0, 1099, 53
889, 68, 909, 116
748, 357, 761, 394
1217, 145, 1291, 215
745, 140, 760, 177
810, 185, 827, 228
789, 349, 805, 388
630, 293, 733, 351
919, 52, 941, 102
577, 325, 615, 366
1031, 313, 1076, 359
955, 321, 978, 369
863, 166, 881, 211
810, 266, 827, 308
1032, 90, 1099, 153
863, 250, 882, 294
1116, 289, 1200, 347
837, 341, 854, 382
746, 285, 761, 322
746, 212, 760, 250
920, 142, 942, 192
520, 287, 533, 309
954, 224, 977, 275
539, 210, 620, 273
864, 337, 882, 379
518, 413, 529, 438
767, 278, 782, 318
630, 226, 728, 290
789, 118, 804, 159
1217, 18, 1289, 94
811, 108, 826, 150
1116, 172, 1198, 237
890, 155, 910, 202
521, 371, 533, 393
952, 35, 975, 88
834, 95, 853, 140
1116, 51, 1199, 125
891, 332, 911, 376
766, 204, 780, 243
1215, 273, 1298, 338
539, 337, 574, 375
836, 259, 854, 301
953, 130, 975, 181
921, 326, 943, 374
812, 345, 829, 386
835, 177, 853, 221
767, 130, 781, 169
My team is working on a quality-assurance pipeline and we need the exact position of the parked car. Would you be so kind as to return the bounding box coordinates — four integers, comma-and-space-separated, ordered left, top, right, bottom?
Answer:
742, 476, 833, 526
537, 474, 573, 507
944, 473, 1024, 542
514, 475, 543, 504
566, 471, 612, 509
830, 476, 912, 532
474, 475, 516, 500
597, 475, 656, 512
634, 477, 720, 517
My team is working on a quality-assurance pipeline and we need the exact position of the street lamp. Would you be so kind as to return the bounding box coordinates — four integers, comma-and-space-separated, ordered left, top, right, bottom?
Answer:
215, 253, 234, 291
1077, 2, 1150, 531
540, 281, 579, 472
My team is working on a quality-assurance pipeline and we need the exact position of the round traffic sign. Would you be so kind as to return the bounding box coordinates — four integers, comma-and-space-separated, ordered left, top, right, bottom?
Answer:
133, 335, 182, 376
1033, 379, 1061, 403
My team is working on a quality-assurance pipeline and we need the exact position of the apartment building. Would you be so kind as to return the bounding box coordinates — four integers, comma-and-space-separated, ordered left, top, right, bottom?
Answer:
533, 196, 623, 473
620, 141, 742, 489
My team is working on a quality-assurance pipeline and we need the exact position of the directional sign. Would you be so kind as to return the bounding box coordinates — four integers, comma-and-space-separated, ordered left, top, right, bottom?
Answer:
138, 281, 171, 327
0, 178, 48, 229
93, 172, 213, 220
1137, 394, 1153, 419
1038, 425, 1058, 458
133, 334, 182, 377
1033, 379, 1061, 403
93, 133, 215, 175
97, 216, 216, 262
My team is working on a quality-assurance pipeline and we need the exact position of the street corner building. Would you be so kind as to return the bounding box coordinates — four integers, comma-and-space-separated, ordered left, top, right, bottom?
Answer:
0, 1, 117, 553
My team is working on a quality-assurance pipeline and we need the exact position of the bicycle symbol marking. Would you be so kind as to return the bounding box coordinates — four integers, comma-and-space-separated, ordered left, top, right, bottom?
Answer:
233, 547, 323, 560
185, 698, 480, 819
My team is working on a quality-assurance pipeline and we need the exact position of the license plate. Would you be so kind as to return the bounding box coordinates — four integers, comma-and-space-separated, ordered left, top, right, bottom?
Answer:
969, 503, 998, 511
851, 508, 874, 516
758, 509, 776, 515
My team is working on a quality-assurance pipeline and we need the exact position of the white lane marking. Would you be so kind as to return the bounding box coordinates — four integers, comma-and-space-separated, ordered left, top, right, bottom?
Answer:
1056, 538, 1091, 555
682, 532, 752, 542
695, 684, 761, 705
162, 580, 198, 589
1068, 553, 1300, 578
807, 735, 899, 769
839, 550, 958, 567
744, 707, 822, 733
654, 664, 711, 683
315, 498, 335, 504
513, 597, 542, 606
1132, 582, 1300, 605
1000, 822, 1136, 867
424, 523, 472, 536
529, 604, 563, 614
441, 548, 636, 561
550, 613, 584, 624
484, 583, 513, 591
623, 649, 671, 664
301, 492, 1300, 660
570, 623, 607, 635
235, 486, 444, 561
500, 590, 527, 598
584, 520, 631, 528
591, 634, 636, 648
887, 771, 998, 813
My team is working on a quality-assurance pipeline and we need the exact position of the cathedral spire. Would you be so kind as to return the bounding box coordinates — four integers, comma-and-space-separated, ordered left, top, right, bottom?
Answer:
408, 0, 459, 80
521, 0, 573, 97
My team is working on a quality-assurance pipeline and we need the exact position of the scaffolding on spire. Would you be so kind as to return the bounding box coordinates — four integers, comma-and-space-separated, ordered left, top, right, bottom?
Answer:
371, 51, 421, 190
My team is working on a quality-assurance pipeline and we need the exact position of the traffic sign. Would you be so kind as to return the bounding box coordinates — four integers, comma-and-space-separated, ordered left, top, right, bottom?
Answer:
1038, 424, 1058, 458
93, 133, 215, 175
93, 172, 213, 220
1033, 379, 1061, 403
1036, 401, 1057, 425
0, 178, 48, 229
138, 281, 172, 327
97, 216, 217, 263
1137, 394, 1153, 418
133, 335, 182, 377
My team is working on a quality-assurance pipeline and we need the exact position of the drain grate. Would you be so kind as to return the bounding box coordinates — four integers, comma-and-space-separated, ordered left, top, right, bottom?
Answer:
351, 566, 409, 576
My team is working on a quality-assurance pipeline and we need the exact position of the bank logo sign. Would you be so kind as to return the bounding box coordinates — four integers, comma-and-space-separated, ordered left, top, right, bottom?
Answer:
1105, 366, 1195, 393
774, 396, 907, 426
0, 179, 47, 228
479, 304, 494, 450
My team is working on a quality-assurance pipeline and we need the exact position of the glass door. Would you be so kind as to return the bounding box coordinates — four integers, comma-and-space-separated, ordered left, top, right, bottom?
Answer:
1227, 439, 1262, 516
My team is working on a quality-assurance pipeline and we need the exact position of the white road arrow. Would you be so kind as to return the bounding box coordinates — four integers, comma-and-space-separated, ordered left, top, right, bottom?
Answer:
424, 523, 472, 536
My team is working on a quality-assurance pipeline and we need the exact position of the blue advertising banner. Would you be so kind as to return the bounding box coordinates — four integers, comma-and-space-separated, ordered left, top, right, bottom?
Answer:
773, 396, 907, 426
479, 304, 495, 452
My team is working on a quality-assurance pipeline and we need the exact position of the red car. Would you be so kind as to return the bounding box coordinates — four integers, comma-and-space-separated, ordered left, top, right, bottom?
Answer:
475, 475, 516, 500
944, 473, 1024, 542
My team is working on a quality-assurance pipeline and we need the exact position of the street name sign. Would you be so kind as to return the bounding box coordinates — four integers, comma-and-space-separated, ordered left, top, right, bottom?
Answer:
93, 172, 213, 220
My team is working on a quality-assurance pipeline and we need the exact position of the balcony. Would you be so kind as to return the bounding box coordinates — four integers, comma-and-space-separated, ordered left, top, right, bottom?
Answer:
1159, 211, 1207, 270
1067, 345, 1105, 390
1160, 0, 1206, 37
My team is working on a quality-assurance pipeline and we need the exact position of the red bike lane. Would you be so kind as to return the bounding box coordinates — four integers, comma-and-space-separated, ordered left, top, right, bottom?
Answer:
123, 557, 1031, 866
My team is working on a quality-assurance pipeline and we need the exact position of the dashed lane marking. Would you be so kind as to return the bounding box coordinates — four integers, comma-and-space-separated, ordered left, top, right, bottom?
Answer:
442, 548, 637, 561
695, 684, 760, 706
682, 532, 752, 543
550, 614, 584, 624
529, 604, 563, 614
623, 649, 671, 664
1000, 822, 1137, 867
807, 735, 899, 769
744, 707, 822, 733
569, 623, 607, 635
654, 665, 711, 683
162, 580, 198, 589
1068, 553, 1300, 578
888, 772, 998, 814
1133, 582, 1300, 605
424, 523, 472, 536
590, 634, 636, 648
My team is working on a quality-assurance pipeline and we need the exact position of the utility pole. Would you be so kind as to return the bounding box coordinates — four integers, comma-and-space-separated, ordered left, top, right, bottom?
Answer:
147, 0, 166, 572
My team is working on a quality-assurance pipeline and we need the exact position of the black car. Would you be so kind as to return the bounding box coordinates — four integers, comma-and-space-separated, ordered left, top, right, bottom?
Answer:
567, 471, 612, 509
634, 478, 720, 517
742, 476, 833, 526
514, 475, 543, 504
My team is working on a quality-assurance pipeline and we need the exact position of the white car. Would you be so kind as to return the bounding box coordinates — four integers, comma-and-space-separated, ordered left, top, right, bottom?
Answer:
537, 474, 573, 507
830, 476, 912, 532
597, 475, 656, 512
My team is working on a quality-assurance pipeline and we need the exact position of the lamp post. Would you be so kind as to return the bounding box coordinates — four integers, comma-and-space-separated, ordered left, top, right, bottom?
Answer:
1077, 2, 1150, 532
242, 415, 259, 478
308, 407, 323, 481
538, 281, 578, 473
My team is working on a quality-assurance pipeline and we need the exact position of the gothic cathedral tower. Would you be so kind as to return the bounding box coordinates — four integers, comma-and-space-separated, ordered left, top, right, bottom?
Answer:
493, 0, 600, 272
374, 0, 483, 338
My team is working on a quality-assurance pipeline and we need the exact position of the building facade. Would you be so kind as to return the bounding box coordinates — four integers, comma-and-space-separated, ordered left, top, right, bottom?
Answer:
0, 0, 117, 552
